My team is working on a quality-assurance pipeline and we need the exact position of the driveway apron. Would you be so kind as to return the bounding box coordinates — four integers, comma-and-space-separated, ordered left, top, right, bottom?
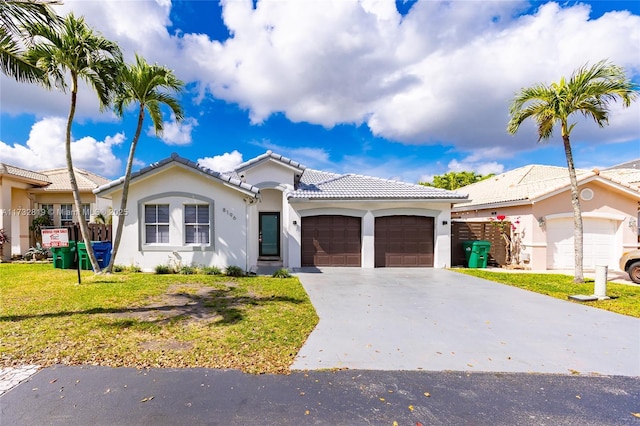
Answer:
291, 268, 640, 376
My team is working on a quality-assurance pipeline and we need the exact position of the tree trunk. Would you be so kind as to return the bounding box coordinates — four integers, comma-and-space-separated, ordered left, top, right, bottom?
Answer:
105, 105, 145, 273
67, 73, 101, 273
562, 134, 584, 283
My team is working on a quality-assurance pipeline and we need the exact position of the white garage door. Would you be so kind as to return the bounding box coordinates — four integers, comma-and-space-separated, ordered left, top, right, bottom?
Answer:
546, 218, 616, 270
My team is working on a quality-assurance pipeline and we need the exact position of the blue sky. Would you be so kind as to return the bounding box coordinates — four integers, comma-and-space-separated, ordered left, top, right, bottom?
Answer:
1, 0, 639, 183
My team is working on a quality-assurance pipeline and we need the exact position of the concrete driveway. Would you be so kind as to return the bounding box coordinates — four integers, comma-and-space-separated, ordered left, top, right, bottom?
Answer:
291, 268, 640, 376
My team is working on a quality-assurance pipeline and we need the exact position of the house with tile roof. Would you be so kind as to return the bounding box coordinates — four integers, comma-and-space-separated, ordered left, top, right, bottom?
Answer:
0, 164, 110, 260
452, 164, 640, 272
94, 151, 468, 272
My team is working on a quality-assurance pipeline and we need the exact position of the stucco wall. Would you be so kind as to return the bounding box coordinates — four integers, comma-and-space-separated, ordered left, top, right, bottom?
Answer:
109, 165, 251, 272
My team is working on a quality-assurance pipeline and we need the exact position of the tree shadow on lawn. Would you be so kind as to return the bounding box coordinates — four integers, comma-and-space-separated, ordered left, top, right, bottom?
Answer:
1, 286, 305, 326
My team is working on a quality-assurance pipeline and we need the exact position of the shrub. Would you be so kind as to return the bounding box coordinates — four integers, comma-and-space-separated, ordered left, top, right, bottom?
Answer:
113, 264, 126, 272
272, 268, 291, 278
225, 265, 244, 277
128, 264, 142, 273
201, 265, 222, 275
155, 264, 174, 274
179, 265, 197, 275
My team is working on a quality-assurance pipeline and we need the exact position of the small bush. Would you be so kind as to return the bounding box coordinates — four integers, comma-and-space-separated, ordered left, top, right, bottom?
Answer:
179, 265, 197, 275
113, 264, 126, 272
272, 268, 291, 278
155, 264, 174, 274
225, 265, 244, 277
128, 265, 142, 273
201, 265, 222, 275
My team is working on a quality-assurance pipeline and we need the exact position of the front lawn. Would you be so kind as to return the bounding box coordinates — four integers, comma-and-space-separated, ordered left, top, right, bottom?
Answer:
453, 268, 640, 318
0, 263, 318, 374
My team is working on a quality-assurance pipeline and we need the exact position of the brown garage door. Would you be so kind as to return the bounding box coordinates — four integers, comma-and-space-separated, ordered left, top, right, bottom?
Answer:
375, 216, 434, 267
302, 215, 361, 267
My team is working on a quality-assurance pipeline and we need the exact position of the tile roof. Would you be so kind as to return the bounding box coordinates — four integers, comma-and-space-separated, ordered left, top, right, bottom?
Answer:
0, 163, 50, 185
605, 158, 640, 170
454, 164, 640, 210
94, 153, 260, 197
37, 168, 110, 191
290, 169, 467, 201
232, 150, 305, 173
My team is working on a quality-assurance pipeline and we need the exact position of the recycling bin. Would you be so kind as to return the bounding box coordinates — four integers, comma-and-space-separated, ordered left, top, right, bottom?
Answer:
463, 240, 491, 268
77, 241, 112, 270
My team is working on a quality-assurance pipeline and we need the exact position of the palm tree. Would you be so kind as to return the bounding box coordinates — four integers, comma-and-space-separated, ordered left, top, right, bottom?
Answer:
0, 0, 60, 82
25, 13, 123, 272
507, 60, 638, 283
105, 54, 184, 273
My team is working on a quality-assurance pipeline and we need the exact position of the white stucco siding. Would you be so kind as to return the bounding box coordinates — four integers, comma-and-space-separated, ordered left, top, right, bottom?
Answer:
243, 161, 297, 187
288, 200, 453, 269
110, 166, 250, 272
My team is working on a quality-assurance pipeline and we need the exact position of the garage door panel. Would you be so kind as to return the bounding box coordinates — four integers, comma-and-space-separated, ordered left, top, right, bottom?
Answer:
375, 216, 434, 267
547, 218, 616, 269
302, 215, 361, 267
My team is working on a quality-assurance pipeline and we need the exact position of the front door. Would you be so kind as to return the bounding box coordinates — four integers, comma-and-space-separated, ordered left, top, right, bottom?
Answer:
259, 212, 280, 257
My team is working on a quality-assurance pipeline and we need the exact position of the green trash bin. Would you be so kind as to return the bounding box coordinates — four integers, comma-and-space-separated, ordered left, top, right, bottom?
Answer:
463, 240, 491, 268
76, 242, 91, 270
51, 241, 76, 269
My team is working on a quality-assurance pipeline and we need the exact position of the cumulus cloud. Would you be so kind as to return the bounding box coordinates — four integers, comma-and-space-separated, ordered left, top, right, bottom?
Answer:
1, 0, 638, 164
150, 116, 199, 146
198, 150, 244, 172
0, 117, 124, 177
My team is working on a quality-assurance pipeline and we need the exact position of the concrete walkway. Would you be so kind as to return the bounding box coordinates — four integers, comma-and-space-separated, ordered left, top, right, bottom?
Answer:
291, 268, 640, 376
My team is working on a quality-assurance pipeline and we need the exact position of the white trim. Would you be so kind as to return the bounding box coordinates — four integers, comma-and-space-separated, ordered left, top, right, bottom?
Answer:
545, 212, 625, 222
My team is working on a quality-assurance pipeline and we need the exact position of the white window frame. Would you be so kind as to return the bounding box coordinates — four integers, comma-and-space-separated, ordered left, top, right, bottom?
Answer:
144, 204, 170, 244
184, 204, 210, 245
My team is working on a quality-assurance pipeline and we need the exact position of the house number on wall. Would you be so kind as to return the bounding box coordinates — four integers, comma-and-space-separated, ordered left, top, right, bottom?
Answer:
222, 207, 236, 220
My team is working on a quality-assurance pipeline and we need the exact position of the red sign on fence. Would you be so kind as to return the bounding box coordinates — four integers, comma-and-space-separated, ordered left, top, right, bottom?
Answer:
41, 228, 69, 248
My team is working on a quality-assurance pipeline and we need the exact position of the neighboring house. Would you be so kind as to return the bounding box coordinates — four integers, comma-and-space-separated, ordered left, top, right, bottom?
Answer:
0, 163, 110, 260
452, 165, 640, 272
94, 151, 467, 272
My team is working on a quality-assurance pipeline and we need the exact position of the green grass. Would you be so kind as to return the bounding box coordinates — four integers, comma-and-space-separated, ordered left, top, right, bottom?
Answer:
453, 268, 640, 318
0, 263, 318, 374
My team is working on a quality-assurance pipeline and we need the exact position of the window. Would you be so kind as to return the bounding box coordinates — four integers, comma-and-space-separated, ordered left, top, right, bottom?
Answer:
145, 204, 169, 244
82, 204, 91, 222
60, 204, 74, 225
184, 204, 210, 244
40, 204, 54, 216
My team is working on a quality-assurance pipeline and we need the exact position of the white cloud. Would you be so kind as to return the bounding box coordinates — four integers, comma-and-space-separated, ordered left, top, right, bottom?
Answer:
150, 117, 199, 146
198, 150, 244, 172
1, 0, 638, 163
0, 117, 124, 177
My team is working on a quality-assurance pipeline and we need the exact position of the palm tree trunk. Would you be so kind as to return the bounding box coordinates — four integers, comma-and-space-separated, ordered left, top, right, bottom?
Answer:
105, 105, 145, 272
562, 134, 584, 283
67, 74, 101, 272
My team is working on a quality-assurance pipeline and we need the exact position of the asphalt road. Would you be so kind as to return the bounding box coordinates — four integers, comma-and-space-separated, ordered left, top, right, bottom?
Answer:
1, 365, 639, 425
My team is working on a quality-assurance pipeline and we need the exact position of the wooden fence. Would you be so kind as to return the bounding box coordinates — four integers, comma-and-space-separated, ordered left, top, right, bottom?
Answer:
451, 221, 508, 267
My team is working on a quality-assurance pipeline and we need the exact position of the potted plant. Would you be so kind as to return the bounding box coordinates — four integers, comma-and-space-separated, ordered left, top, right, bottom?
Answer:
24, 243, 50, 261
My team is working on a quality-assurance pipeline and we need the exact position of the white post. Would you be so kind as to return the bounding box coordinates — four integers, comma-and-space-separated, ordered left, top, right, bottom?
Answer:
594, 265, 608, 299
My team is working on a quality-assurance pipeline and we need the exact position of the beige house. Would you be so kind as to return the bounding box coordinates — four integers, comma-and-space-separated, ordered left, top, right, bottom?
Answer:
0, 164, 110, 260
452, 165, 640, 272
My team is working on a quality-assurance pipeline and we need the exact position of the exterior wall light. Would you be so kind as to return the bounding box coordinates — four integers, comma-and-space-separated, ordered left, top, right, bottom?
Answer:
537, 217, 546, 227
629, 217, 637, 228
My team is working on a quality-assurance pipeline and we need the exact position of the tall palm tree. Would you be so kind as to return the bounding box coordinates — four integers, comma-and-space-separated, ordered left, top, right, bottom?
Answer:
25, 13, 123, 272
507, 60, 638, 283
0, 0, 60, 82
105, 54, 184, 273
